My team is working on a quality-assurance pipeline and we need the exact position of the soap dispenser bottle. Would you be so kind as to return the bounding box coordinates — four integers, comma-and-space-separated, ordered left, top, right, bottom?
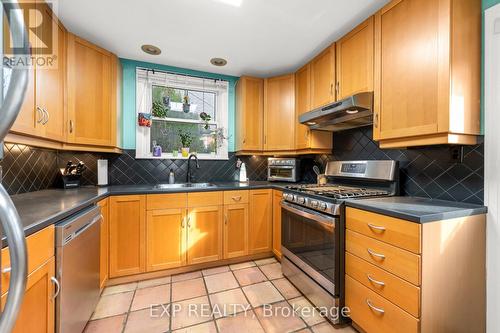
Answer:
239, 162, 247, 183
169, 169, 175, 184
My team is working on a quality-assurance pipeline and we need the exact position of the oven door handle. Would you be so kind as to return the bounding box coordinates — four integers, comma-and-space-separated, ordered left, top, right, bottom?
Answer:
280, 201, 335, 231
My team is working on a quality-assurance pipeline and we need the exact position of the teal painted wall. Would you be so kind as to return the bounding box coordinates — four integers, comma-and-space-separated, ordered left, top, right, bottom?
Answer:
120, 58, 239, 151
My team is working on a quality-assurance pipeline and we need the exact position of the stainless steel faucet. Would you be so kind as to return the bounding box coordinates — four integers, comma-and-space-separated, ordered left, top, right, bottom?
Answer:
186, 154, 200, 183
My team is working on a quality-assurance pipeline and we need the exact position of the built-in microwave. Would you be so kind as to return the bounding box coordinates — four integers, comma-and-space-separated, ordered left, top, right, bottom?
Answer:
267, 158, 300, 182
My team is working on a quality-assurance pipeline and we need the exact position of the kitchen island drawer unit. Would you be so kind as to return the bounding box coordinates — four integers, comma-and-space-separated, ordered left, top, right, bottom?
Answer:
224, 190, 249, 205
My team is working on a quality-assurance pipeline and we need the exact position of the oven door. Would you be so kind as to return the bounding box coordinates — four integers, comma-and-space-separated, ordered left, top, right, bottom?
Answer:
281, 200, 338, 295
268, 166, 296, 182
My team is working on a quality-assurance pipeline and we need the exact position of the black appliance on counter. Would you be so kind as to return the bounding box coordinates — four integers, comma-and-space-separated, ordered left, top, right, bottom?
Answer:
281, 160, 399, 324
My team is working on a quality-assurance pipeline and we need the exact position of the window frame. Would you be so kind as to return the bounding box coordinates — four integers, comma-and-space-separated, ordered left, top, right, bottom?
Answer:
135, 68, 229, 160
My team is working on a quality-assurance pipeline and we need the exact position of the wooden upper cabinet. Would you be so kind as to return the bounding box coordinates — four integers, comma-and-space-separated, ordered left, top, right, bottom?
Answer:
310, 43, 336, 109
187, 206, 223, 265
264, 74, 295, 151
336, 16, 374, 99
235, 76, 264, 152
109, 195, 146, 277
373, 0, 481, 148
249, 189, 273, 254
66, 33, 118, 147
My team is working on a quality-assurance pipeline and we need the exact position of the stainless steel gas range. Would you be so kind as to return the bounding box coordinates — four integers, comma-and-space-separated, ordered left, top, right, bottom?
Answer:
280, 160, 399, 324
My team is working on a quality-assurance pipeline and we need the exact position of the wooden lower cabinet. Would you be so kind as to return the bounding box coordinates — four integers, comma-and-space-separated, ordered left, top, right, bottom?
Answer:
187, 206, 223, 265
249, 189, 273, 254
146, 208, 187, 271
98, 198, 109, 289
2, 257, 56, 333
272, 190, 282, 258
109, 195, 146, 277
223, 204, 249, 259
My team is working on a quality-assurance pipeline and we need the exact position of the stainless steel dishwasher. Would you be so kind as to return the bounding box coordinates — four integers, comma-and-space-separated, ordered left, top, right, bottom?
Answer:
55, 205, 101, 333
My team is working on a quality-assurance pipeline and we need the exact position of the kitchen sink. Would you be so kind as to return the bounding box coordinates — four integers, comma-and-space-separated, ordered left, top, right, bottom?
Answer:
154, 182, 216, 189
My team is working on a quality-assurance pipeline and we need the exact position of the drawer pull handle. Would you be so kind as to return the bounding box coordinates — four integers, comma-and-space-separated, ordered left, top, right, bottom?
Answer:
231, 196, 242, 201
367, 223, 386, 232
367, 248, 386, 259
366, 299, 385, 314
367, 274, 385, 286
2, 267, 11, 274
51, 277, 61, 300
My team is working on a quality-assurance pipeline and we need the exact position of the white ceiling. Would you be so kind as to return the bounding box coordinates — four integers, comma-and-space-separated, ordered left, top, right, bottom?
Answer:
57, 0, 389, 77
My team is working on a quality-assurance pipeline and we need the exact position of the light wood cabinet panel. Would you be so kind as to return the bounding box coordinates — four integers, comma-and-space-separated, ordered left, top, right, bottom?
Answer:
109, 195, 146, 277
249, 189, 273, 254
66, 33, 118, 147
223, 190, 249, 205
235, 76, 264, 152
2, 257, 56, 333
187, 192, 223, 208
272, 190, 282, 259
373, 0, 480, 147
310, 44, 336, 109
146, 193, 187, 210
223, 204, 249, 259
98, 198, 109, 289
187, 206, 223, 265
264, 74, 295, 151
146, 208, 187, 271
336, 16, 374, 99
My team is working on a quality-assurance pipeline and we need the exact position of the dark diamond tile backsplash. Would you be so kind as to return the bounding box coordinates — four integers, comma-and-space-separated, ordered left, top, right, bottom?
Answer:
0, 127, 484, 205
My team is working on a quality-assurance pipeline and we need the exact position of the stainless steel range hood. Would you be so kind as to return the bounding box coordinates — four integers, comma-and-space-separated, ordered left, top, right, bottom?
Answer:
299, 92, 373, 132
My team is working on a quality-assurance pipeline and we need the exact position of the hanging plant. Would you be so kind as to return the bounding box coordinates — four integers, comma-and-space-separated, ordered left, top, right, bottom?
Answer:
152, 100, 168, 118
199, 112, 212, 130
182, 94, 190, 113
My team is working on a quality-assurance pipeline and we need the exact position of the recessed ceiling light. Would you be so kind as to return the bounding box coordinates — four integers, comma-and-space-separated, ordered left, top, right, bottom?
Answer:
141, 44, 161, 55
210, 58, 227, 67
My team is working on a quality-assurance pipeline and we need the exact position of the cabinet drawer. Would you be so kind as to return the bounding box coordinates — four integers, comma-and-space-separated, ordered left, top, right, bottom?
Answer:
1, 225, 55, 295
346, 230, 421, 285
188, 192, 223, 207
224, 190, 249, 205
346, 275, 419, 333
146, 193, 187, 210
346, 208, 421, 254
346, 253, 420, 317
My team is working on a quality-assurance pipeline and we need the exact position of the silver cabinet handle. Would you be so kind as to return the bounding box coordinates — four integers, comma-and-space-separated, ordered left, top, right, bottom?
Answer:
224, 214, 228, 225
374, 113, 379, 128
181, 216, 185, 228
2, 267, 12, 274
367, 274, 385, 286
187, 216, 191, 228
366, 299, 385, 314
69, 120, 74, 133
51, 277, 60, 300
36, 106, 44, 123
231, 196, 242, 202
42, 108, 49, 125
367, 248, 386, 259
367, 223, 386, 232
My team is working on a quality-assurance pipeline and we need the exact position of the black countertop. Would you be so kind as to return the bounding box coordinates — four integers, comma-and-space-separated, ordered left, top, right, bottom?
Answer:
3, 183, 487, 246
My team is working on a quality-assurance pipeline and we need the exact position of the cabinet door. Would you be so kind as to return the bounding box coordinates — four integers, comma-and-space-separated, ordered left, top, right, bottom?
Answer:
2, 257, 55, 333
223, 204, 249, 259
98, 198, 109, 289
295, 64, 311, 150
66, 33, 115, 146
35, 3, 65, 142
264, 74, 295, 151
374, 0, 442, 140
249, 189, 273, 254
109, 195, 146, 277
146, 208, 187, 271
187, 206, 223, 265
336, 16, 374, 99
236, 76, 264, 151
311, 44, 336, 109
272, 190, 282, 258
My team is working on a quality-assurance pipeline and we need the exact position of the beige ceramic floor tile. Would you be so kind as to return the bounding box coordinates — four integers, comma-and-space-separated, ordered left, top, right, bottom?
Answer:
260, 262, 283, 280
229, 261, 256, 271
137, 276, 171, 289
233, 267, 267, 286
242, 281, 284, 307
254, 257, 277, 266
131, 284, 170, 311
288, 296, 326, 326
311, 322, 357, 333
296, 329, 313, 333
172, 320, 217, 333
172, 271, 203, 282
171, 296, 213, 330
204, 271, 239, 294
84, 315, 126, 333
209, 288, 251, 318
216, 310, 265, 333
124, 307, 170, 333
101, 282, 137, 296
254, 301, 307, 333
202, 265, 230, 276
172, 278, 207, 302
92, 292, 134, 320
272, 278, 301, 299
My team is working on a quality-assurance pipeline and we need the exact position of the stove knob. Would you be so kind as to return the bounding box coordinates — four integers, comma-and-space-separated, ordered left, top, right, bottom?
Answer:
297, 196, 306, 204
310, 200, 318, 208
285, 193, 293, 201
319, 202, 327, 211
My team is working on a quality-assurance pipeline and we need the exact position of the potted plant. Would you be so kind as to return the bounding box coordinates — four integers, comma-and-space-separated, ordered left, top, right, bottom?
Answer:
182, 94, 190, 113
152, 100, 168, 118
199, 112, 212, 132
178, 130, 194, 157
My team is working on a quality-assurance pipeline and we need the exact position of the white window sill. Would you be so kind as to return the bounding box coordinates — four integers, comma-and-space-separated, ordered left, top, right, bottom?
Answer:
135, 153, 229, 160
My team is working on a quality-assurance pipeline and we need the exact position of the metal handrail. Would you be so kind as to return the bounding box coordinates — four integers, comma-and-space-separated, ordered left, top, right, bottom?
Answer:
0, 0, 30, 332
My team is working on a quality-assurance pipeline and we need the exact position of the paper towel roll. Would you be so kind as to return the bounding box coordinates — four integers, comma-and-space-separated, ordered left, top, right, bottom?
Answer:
97, 159, 108, 186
